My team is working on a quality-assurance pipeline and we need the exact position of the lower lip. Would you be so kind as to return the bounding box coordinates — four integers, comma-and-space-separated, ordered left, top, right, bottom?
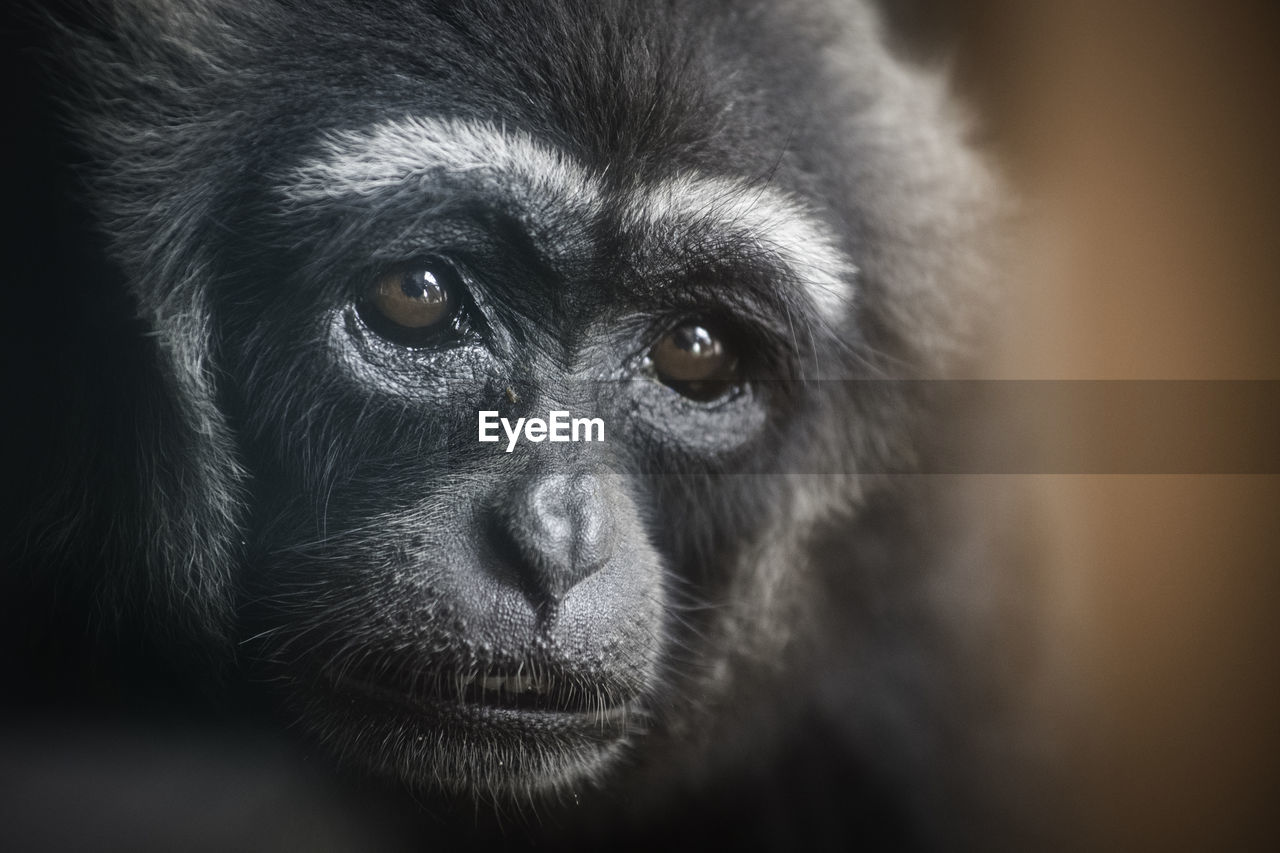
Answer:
331, 675, 635, 732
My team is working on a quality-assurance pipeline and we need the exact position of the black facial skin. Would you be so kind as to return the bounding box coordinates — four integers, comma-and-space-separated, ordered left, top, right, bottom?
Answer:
223, 156, 797, 800
1, 0, 1005, 849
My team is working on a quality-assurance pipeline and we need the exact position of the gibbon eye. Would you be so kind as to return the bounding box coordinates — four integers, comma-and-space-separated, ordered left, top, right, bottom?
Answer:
651, 322, 740, 401
357, 261, 463, 345
369, 264, 456, 328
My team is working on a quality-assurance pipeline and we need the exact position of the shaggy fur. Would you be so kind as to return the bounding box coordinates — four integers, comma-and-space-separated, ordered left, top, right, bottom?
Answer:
2, 0, 1009, 849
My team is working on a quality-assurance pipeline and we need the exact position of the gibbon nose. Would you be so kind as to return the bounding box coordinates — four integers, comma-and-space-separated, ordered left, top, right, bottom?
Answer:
505, 471, 617, 601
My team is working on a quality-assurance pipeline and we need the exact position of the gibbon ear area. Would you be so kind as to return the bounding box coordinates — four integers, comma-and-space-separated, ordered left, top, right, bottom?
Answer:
494, 467, 624, 604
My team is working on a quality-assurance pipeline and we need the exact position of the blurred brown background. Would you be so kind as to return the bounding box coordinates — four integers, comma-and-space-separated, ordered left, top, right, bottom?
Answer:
887, 1, 1280, 848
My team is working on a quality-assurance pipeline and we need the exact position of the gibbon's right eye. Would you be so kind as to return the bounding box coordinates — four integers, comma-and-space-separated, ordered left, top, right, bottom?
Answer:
357, 260, 462, 345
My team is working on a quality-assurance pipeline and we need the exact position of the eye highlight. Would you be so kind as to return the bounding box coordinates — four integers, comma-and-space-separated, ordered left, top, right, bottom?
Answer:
650, 321, 740, 401
357, 260, 462, 346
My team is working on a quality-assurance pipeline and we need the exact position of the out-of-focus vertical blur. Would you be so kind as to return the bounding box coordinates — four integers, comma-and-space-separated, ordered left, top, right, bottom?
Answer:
906, 1, 1280, 848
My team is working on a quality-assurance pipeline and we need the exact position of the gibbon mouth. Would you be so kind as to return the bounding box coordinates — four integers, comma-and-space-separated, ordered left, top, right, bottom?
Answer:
329, 665, 638, 723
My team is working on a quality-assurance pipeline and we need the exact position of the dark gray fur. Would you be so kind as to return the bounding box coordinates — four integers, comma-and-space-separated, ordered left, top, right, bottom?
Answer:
2, 0, 1010, 849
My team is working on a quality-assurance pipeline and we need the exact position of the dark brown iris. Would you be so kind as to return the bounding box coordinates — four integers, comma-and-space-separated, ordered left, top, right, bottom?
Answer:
367, 266, 455, 329
651, 322, 739, 400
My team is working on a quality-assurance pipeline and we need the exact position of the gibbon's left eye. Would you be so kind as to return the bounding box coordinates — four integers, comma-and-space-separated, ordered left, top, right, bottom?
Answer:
357, 260, 462, 345
651, 321, 740, 401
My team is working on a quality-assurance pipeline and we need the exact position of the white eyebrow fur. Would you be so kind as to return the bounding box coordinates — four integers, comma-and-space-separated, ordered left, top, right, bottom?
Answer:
626, 173, 857, 321
284, 116, 855, 320
284, 116, 601, 218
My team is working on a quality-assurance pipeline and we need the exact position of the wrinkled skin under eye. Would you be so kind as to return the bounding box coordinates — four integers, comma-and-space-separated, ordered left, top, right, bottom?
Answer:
650, 322, 740, 401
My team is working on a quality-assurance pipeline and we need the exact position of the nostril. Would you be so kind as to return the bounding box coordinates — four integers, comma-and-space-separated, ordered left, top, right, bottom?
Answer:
506, 471, 618, 601
528, 477, 574, 548
564, 473, 617, 573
